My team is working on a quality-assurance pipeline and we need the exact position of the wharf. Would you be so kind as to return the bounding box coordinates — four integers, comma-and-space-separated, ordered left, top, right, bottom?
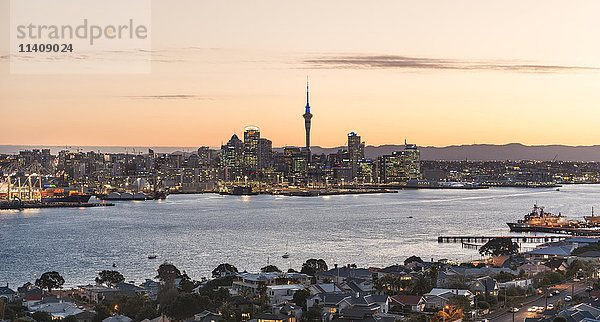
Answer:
275, 188, 397, 197
438, 235, 571, 244
0, 202, 115, 210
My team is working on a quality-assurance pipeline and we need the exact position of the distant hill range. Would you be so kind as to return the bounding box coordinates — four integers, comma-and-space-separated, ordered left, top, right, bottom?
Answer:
2, 143, 600, 161
307, 143, 600, 161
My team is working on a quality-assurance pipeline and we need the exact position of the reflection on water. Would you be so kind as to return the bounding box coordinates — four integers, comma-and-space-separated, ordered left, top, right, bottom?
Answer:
1, 184, 599, 287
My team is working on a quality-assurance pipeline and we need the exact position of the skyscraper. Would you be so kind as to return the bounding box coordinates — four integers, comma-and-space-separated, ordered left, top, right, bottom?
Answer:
303, 80, 313, 153
347, 131, 365, 179
243, 126, 260, 172
220, 134, 244, 181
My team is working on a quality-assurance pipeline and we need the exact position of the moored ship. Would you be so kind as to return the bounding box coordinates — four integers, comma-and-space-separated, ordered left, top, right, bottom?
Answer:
507, 204, 589, 232
41, 187, 91, 204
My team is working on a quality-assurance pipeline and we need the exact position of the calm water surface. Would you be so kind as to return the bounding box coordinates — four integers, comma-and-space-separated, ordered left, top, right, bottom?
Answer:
1, 185, 599, 287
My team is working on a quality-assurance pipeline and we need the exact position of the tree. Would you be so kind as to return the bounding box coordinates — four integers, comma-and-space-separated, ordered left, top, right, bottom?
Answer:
219, 302, 238, 322
35, 271, 65, 292
495, 271, 516, 283
93, 304, 111, 322
449, 295, 471, 318
101, 295, 156, 320
292, 289, 311, 309
301, 305, 323, 322
162, 293, 212, 320
300, 259, 328, 276
408, 275, 433, 296
536, 271, 565, 288
479, 238, 519, 257
179, 278, 199, 293
31, 311, 52, 322
435, 305, 463, 322
375, 275, 410, 295
95, 270, 125, 287
156, 262, 182, 284
63, 316, 78, 322
404, 255, 424, 266
261, 265, 281, 273
157, 285, 179, 310
212, 263, 238, 278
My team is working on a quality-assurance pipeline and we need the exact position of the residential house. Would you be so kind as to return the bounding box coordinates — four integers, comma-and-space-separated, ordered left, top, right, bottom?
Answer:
342, 278, 374, 296
557, 303, 600, 322
114, 282, 148, 296
232, 272, 310, 296
436, 266, 516, 288
308, 283, 344, 295
273, 304, 303, 322
267, 284, 306, 305
194, 310, 222, 322
516, 263, 551, 276
29, 299, 84, 319
389, 295, 425, 313
423, 288, 474, 309
103, 315, 133, 322
78, 285, 121, 303
307, 293, 389, 320
141, 279, 161, 300
544, 258, 569, 273
254, 313, 285, 322
525, 244, 575, 261
499, 279, 533, 290
72, 311, 96, 322
0, 284, 16, 302
468, 276, 499, 297
317, 265, 374, 284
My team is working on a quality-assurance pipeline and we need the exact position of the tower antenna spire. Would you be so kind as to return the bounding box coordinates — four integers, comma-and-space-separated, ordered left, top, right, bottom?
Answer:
306, 76, 310, 108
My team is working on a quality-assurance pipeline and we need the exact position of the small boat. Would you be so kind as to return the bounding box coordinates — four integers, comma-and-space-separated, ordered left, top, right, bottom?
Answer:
148, 244, 157, 259
407, 216, 414, 219
282, 242, 290, 258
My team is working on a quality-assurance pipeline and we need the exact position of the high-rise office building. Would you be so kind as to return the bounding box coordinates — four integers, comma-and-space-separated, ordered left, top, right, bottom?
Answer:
243, 126, 260, 172
377, 142, 421, 183
258, 138, 273, 169
347, 131, 365, 179
220, 134, 244, 181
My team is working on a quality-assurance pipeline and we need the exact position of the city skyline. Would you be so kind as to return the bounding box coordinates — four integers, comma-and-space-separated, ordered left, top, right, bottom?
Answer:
2, 1, 600, 147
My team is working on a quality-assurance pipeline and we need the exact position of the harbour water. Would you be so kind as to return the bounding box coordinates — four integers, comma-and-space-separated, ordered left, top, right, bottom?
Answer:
1, 184, 599, 288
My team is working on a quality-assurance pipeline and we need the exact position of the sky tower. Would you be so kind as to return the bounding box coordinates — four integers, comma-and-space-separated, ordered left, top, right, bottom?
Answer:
303, 80, 313, 153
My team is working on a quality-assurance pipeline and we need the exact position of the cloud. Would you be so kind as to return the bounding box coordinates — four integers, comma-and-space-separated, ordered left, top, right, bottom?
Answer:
124, 94, 212, 100
304, 55, 600, 73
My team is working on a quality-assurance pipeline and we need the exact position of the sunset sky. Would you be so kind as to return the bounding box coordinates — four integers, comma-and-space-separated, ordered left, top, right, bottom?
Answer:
2, 1, 600, 148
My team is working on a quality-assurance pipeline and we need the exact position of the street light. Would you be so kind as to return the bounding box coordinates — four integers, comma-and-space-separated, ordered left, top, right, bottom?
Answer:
442, 305, 450, 322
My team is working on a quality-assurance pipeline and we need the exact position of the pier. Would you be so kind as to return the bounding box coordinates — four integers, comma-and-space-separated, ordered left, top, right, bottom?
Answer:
0, 202, 115, 210
438, 235, 570, 244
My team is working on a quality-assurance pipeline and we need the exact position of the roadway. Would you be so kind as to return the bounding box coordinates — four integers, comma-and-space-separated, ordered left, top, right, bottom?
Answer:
487, 282, 589, 322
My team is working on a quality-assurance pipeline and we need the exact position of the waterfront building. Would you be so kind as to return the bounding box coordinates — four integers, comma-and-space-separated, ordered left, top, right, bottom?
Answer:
231, 272, 311, 296
377, 142, 422, 184
243, 126, 261, 174
347, 132, 365, 180
258, 138, 273, 169
220, 134, 244, 181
